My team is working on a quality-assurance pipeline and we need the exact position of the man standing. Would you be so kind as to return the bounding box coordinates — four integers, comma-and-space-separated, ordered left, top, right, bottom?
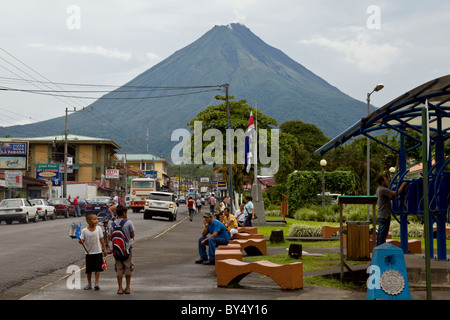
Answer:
243, 196, 255, 227
376, 175, 407, 245
74, 196, 81, 217
208, 194, 216, 214
195, 212, 230, 265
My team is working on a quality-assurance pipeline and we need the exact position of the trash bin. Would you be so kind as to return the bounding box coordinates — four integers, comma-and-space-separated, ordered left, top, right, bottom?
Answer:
346, 221, 370, 260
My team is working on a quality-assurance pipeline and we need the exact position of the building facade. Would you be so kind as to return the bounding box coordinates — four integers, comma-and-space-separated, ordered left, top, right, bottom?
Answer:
0, 135, 121, 200
115, 153, 170, 190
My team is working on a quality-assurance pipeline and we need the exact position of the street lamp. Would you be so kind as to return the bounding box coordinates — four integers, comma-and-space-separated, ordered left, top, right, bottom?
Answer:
320, 159, 327, 208
366, 83, 384, 219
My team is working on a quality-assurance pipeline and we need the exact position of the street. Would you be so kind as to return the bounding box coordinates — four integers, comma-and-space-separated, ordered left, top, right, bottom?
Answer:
0, 208, 186, 294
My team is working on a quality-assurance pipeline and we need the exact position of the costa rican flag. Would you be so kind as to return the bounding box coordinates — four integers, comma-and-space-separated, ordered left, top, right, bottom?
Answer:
244, 111, 255, 173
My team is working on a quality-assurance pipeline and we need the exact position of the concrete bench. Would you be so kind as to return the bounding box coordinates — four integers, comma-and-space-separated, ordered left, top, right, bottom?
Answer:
216, 258, 303, 290
425, 225, 450, 236
231, 233, 264, 240
217, 244, 242, 250
237, 227, 258, 234
322, 225, 343, 238
229, 238, 267, 256
215, 249, 243, 261
386, 239, 422, 254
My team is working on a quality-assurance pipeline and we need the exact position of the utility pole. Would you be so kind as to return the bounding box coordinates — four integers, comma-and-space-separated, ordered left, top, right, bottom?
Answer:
225, 84, 233, 214
124, 141, 128, 197
63, 106, 93, 198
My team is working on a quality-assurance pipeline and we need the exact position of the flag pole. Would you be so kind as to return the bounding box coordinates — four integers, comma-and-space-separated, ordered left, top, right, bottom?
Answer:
253, 101, 258, 200
225, 84, 233, 214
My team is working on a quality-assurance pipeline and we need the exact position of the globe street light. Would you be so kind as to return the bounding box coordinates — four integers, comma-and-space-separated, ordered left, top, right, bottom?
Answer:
320, 159, 327, 208
366, 83, 384, 219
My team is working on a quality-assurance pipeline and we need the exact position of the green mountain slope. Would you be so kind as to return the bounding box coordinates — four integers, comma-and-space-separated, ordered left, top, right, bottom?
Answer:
1, 23, 370, 159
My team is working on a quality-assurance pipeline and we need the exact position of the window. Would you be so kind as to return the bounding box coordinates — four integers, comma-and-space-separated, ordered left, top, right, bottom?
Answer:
132, 181, 154, 188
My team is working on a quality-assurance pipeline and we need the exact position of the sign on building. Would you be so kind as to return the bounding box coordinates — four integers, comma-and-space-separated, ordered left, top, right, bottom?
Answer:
5, 171, 22, 188
105, 169, 119, 179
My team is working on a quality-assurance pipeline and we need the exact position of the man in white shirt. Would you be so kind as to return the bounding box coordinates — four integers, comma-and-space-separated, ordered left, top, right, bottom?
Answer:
234, 203, 245, 227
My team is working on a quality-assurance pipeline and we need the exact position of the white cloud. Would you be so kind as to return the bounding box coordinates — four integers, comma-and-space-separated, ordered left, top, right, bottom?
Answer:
146, 52, 160, 61
302, 34, 403, 74
29, 43, 132, 61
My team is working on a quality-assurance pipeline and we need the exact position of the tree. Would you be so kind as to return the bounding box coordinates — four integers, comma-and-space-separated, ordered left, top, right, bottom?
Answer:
187, 95, 278, 193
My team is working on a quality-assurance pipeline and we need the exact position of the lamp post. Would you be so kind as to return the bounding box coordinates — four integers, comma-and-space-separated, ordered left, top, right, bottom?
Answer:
320, 159, 327, 208
366, 83, 384, 219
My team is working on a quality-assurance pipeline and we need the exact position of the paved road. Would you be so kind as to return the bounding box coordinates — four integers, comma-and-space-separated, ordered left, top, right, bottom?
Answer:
0, 208, 181, 294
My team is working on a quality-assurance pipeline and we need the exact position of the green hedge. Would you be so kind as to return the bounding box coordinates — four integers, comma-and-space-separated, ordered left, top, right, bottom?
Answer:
285, 170, 358, 213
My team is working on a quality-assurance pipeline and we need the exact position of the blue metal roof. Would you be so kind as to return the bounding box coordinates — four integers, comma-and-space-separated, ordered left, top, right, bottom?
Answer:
315, 74, 450, 155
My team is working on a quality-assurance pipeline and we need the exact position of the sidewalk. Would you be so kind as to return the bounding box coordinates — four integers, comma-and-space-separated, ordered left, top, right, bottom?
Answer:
5, 214, 449, 301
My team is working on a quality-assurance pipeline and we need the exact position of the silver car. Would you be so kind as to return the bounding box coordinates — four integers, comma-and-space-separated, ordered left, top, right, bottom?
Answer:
0, 198, 39, 224
30, 199, 56, 221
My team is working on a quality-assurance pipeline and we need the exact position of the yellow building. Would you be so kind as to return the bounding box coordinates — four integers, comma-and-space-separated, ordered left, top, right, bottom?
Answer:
115, 153, 170, 189
0, 135, 121, 198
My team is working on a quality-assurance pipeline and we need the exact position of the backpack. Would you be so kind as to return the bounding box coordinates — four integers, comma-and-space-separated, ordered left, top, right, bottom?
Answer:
111, 219, 130, 261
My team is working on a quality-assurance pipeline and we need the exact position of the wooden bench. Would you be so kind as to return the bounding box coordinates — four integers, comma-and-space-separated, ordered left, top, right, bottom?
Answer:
216, 259, 303, 290
386, 239, 422, 254
229, 238, 267, 256
237, 227, 258, 234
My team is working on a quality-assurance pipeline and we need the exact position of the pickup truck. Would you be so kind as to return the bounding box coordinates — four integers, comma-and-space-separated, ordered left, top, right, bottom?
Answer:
0, 198, 39, 224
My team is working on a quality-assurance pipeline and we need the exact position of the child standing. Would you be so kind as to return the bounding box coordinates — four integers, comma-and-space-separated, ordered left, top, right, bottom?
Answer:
108, 205, 135, 294
79, 213, 107, 290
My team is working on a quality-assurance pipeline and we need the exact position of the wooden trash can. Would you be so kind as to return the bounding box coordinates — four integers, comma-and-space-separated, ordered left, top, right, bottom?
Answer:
346, 221, 370, 260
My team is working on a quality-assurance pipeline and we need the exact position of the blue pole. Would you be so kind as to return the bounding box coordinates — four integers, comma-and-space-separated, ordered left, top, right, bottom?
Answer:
399, 134, 408, 254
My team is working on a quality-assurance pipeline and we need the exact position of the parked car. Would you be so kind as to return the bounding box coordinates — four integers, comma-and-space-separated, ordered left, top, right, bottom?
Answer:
144, 191, 178, 221
85, 196, 111, 215
30, 199, 56, 221
178, 195, 186, 204
0, 198, 39, 224
48, 198, 76, 218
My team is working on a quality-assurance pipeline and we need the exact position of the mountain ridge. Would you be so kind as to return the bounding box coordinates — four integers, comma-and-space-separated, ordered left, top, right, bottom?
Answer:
0, 23, 371, 159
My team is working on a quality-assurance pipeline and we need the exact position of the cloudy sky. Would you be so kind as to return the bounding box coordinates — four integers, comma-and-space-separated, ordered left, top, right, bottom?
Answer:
0, 0, 449, 132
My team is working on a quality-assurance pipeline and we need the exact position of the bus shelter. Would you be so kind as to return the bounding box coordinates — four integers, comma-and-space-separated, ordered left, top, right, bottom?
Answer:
315, 75, 450, 261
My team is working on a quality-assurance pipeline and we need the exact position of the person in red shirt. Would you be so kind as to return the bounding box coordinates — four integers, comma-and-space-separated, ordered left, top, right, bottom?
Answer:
186, 197, 196, 222
74, 195, 81, 217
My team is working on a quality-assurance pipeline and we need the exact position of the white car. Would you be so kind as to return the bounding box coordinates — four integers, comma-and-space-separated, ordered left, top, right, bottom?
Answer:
144, 192, 178, 221
30, 199, 56, 221
0, 198, 39, 224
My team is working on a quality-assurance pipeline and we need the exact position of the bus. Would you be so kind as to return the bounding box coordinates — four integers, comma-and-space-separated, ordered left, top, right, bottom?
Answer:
129, 177, 160, 212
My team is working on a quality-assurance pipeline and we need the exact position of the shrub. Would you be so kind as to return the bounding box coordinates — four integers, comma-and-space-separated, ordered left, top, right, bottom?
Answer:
288, 223, 323, 237
390, 222, 424, 238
